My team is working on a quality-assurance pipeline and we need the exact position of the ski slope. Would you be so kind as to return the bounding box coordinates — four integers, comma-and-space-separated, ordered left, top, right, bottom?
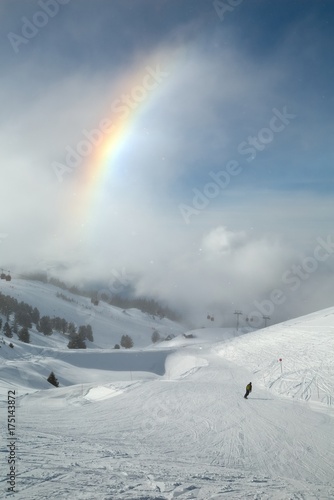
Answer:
0, 278, 185, 349
0, 280, 333, 499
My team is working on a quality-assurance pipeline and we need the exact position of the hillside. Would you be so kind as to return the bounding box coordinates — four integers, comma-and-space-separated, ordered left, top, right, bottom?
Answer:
0, 278, 185, 349
0, 280, 333, 499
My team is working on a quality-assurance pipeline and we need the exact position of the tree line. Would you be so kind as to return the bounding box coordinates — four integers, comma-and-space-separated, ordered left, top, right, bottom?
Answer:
21, 272, 180, 321
0, 291, 94, 348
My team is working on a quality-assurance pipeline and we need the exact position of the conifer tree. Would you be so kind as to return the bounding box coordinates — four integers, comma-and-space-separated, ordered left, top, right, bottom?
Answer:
85, 324, 94, 342
151, 330, 161, 343
67, 334, 86, 349
18, 327, 30, 343
67, 322, 77, 337
3, 321, 12, 338
120, 334, 134, 349
39, 316, 53, 335
47, 371, 59, 387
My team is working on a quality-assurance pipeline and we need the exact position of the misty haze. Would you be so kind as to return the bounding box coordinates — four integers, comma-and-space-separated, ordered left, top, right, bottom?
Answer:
1, 1, 334, 499
1, 1, 333, 329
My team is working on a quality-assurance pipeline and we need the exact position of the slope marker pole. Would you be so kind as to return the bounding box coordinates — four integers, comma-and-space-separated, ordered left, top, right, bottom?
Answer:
234, 310, 242, 332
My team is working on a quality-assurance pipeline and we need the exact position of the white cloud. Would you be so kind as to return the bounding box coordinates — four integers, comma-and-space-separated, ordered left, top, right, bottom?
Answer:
1, 25, 333, 325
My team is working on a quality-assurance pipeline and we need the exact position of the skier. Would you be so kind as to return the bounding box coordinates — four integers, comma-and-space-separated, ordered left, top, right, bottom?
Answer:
244, 382, 252, 399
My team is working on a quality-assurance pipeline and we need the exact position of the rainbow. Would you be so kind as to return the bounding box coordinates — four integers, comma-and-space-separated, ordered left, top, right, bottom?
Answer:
61, 47, 188, 249
77, 53, 179, 223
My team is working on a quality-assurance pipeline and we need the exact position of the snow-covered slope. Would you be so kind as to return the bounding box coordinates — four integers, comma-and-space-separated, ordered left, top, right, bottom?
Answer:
218, 307, 334, 405
0, 279, 333, 499
0, 278, 185, 349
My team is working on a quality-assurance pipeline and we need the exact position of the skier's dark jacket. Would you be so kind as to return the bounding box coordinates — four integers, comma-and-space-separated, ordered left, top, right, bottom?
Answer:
246, 383, 252, 392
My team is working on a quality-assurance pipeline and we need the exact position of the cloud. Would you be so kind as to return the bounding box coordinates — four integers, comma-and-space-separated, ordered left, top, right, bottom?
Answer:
1, 7, 333, 326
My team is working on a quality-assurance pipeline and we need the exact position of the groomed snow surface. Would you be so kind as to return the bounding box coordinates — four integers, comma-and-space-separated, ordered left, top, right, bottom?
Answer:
0, 280, 333, 499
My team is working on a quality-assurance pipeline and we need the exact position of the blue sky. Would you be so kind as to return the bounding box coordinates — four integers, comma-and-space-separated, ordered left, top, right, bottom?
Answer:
1, 0, 334, 324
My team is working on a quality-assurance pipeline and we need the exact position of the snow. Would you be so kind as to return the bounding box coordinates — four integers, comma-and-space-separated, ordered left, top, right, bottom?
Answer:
1, 279, 185, 349
0, 279, 333, 499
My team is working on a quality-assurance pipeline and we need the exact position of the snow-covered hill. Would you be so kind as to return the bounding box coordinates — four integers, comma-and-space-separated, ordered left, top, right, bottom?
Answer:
0, 278, 185, 349
217, 308, 334, 406
0, 279, 333, 499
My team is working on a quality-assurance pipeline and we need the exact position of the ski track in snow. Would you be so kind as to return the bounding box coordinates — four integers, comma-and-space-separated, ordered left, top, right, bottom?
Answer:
1, 351, 333, 499
0, 281, 334, 499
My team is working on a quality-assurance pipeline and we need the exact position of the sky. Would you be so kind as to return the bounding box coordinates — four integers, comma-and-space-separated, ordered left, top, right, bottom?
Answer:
1, 0, 334, 326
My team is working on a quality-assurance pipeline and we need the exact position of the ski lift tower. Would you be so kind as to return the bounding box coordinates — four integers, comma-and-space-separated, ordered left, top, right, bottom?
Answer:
234, 310, 242, 332
262, 315, 270, 328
